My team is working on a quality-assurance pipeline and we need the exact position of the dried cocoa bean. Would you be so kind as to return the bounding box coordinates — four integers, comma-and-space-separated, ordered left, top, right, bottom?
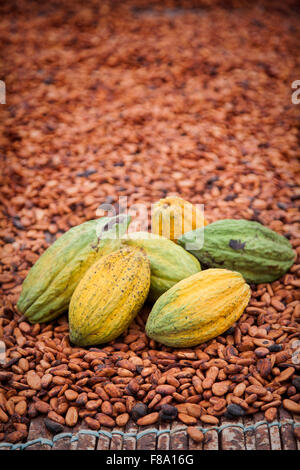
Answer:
137, 412, 159, 426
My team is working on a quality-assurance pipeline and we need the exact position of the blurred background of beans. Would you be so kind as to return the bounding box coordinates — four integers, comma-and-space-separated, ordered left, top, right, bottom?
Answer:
0, 0, 300, 447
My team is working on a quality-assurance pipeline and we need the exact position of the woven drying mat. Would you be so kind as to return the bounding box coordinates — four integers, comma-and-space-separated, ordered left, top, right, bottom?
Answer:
0, 407, 299, 450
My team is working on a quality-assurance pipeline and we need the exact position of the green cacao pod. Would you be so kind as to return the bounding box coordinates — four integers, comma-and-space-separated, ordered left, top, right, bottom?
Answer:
146, 268, 250, 348
69, 246, 150, 346
178, 219, 296, 284
122, 231, 201, 301
17, 215, 130, 323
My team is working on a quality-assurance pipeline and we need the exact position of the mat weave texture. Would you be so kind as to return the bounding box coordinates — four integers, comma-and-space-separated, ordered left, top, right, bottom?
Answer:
0, 408, 299, 450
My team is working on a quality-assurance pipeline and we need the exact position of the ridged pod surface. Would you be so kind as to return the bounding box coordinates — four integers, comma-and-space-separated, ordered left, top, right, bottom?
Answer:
69, 246, 150, 346
122, 231, 201, 301
146, 269, 250, 348
151, 196, 207, 242
178, 219, 296, 284
17, 215, 130, 323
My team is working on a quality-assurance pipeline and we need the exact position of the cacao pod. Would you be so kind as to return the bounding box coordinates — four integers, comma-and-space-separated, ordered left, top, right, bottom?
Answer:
17, 215, 130, 323
178, 219, 296, 284
151, 196, 207, 242
69, 246, 150, 346
146, 268, 250, 348
122, 231, 201, 301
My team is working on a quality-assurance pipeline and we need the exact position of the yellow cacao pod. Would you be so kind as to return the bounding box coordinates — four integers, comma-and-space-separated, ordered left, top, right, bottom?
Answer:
17, 215, 130, 323
151, 196, 207, 242
122, 231, 201, 301
69, 246, 150, 346
146, 269, 250, 348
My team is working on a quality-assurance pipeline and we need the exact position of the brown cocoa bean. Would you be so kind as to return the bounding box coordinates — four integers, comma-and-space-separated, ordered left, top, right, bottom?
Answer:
283, 399, 300, 414
200, 414, 219, 425
116, 413, 130, 427
277, 367, 295, 383
264, 407, 277, 422
64, 389, 78, 401
187, 427, 204, 443
35, 400, 50, 414
233, 383, 246, 397
65, 406, 78, 427
155, 384, 176, 395
41, 374, 53, 389
96, 413, 115, 427
178, 413, 197, 425
101, 400, 113, 415
6, 431, 27, 443
104, 383, 122, 398
246, 385, 267, 396
85, 417, 100, 430
212, 381, 230, 396
26, 371, 41, 390
0, 408, 9, 423
185, 403, 202, 418
48, 411, 65, 425
15, 400, 27, 416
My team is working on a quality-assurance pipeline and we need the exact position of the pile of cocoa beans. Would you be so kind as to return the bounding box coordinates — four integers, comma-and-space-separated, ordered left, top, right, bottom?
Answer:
1, 269, 300, 443
1, 0, 300, 445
